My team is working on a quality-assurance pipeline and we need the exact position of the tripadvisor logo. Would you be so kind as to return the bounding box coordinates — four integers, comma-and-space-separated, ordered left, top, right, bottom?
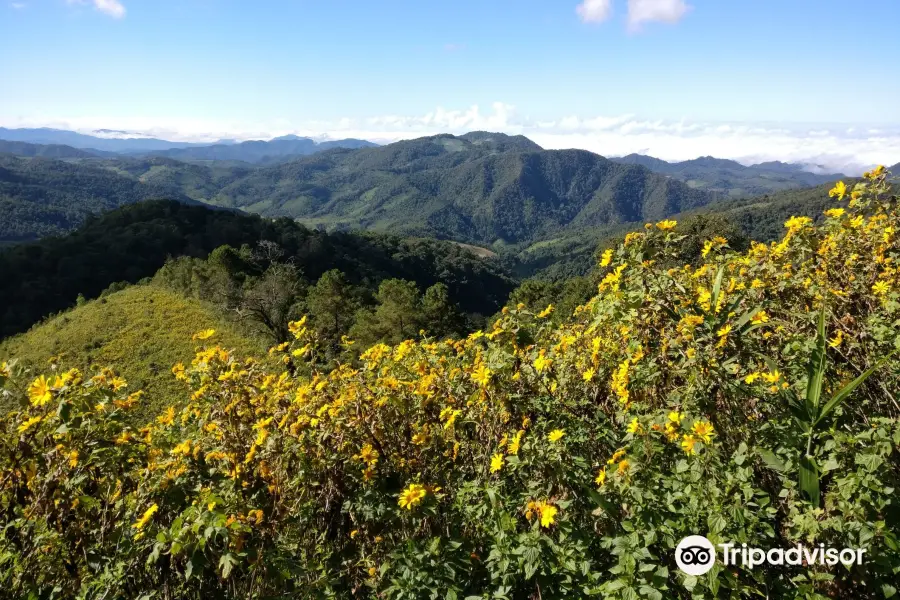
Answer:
675, 535, 866, 576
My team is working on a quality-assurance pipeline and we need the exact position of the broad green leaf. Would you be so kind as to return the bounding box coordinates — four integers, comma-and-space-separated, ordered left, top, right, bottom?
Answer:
804, 304, 827, 420
815, 351, 898, 426
757, 448, 786, 472
799, 455, 820, 507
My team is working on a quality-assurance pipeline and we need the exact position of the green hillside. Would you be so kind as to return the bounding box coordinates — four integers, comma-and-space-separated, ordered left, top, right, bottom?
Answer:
0, 285, 269, 420
209, 134, 714, 246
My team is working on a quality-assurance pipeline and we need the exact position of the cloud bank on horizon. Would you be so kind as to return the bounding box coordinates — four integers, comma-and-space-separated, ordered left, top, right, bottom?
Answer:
4, 103, 898, 175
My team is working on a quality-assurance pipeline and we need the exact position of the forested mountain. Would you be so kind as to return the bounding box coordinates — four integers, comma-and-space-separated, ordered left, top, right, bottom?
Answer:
139, 136, 378, 164
610, 153, 843, 198
0, 200, 515, 339
208, 133, 714, 246
0, 154, 200, 242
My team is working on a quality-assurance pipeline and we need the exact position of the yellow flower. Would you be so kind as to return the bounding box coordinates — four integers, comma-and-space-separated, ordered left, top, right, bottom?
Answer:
681, 434, 698, 455
617, 459, 630, 474
600, 249, 614, 267
595, 468, 607, 486
192, 329, 216, 341
157, 406, 176, 426
828, 181, 847, 200
750, 311, 769, 325
133, 504, 159, 530
607, 449, 626, 465
717, 324, 732, 337
692, 421, 715, 444
825, 208, 845, 219
762, 370, 781, 384
656, 220, 677, 231
27, 375, 53, 407
829, 330, 844, 348
582, 368, 595, 382
508, 430, 525, 455
784, 215, 812, 232
471, 364, 492, 387
539, 503, 558, 528
745, 372, 761, 384
490, 453, 504, 473
533, 351, 552, 373
537, 304, 554, 319
547, 429, 565, 443
17, 415, 42, 435
872, 281, 890, 295
626, 417, 643, 435
440, 407, 462, 429
411, 432, 428, 445
667, 411, 683, 424
398, 483, 428, 510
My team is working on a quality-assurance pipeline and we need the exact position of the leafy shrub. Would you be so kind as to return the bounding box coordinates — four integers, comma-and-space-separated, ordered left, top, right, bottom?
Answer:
1, 168, 899, 599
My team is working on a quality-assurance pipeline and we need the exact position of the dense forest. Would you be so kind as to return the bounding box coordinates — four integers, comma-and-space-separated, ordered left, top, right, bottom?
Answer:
0, 200, 515, 339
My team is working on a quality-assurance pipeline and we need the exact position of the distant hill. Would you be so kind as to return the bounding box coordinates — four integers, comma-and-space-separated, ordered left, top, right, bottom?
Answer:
0, 285, 270, 419
610, 153, 843, 198
0, 200, 516, 339
890, 163, 900, 178
0, 127, 211, 153
139, 136, 378, 164
0, 154, 199, 242
208, 133, 715, 247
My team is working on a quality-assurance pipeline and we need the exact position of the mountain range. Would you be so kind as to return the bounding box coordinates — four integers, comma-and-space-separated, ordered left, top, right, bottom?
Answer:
609, 153, 844, 199
0, 128, 379, 164
139, 135, 378, 164
0, 129, 860, 276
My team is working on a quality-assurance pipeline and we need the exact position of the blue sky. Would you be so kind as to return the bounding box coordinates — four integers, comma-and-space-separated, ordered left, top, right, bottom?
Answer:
2, 0, 899, 170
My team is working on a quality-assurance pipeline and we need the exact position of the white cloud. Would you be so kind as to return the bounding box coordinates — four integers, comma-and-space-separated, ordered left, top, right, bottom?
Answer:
66, 0, 125, 18
627, 0, 691, 30
10, 2, 27, 9
3, 106, 899, 175
576, 0, 614, 23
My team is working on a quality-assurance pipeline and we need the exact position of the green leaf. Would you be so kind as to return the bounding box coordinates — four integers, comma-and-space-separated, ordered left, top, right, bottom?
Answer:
219, 553, 237, 579
804, 304, 827, 420
710, 266, 725, 314
708, 513, 727, 535
815, 351, 898, 426
757, 448, 786, 472
882, 584, 897, 599
799, 455, 820, 507
734, 306, 763, 332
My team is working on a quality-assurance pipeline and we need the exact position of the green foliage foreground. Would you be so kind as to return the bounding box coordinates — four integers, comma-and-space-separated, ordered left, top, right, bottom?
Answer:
1, 169, 899, 599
